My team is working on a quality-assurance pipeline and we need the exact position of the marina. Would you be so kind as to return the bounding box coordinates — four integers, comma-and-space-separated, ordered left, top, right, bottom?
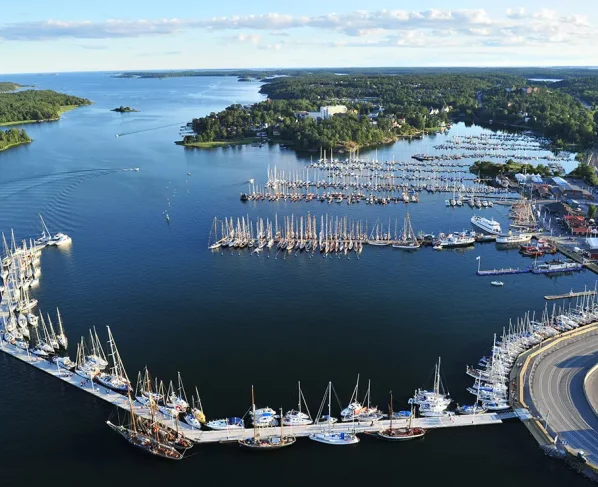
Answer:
0, 71, 594, 485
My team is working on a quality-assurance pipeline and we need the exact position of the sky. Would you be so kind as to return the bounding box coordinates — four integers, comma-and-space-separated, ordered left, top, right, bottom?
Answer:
1, 0, 596, 73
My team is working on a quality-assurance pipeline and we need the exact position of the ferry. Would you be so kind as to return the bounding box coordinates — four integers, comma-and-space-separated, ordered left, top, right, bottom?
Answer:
470, 216, 502, 235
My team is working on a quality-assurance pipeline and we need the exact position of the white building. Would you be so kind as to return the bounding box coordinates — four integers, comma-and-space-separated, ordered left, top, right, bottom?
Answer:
319, 105, 347, 119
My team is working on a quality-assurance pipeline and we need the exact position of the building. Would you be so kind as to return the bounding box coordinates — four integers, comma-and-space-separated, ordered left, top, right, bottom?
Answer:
564, 215, 589, 235
319, 105, 347, 119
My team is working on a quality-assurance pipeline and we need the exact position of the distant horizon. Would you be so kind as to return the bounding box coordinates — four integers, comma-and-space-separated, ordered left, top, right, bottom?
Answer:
3, 65, 598, 77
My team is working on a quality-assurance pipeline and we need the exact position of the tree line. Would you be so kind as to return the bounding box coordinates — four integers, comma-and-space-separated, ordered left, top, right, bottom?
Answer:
0, 89, 91, 124
183, 72, 598, 150
0, 128, 31, 151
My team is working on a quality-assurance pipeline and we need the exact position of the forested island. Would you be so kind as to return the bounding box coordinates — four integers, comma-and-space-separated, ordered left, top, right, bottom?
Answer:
0, 128, 31, 152
179, 71, 598, 151
469, 160, 557, 179
0, 89, 91, 126
111, 106, 139, 113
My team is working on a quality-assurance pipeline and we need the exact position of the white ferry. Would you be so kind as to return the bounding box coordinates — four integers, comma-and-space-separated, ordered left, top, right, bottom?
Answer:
470, 216, 502, 235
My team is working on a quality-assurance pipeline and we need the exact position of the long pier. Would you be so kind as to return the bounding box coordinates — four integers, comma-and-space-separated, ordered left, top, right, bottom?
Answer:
476, 267, 531, 276
0, 243, 520, 446
544, 290, 597, 301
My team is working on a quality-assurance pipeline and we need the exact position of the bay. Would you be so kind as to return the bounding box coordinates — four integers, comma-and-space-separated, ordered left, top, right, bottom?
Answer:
0, 73, 593, 486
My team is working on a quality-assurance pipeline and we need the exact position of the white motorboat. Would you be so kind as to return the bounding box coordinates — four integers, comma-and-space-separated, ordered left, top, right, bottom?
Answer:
471, 216, 502, 235
251, 407, 278, 426
491, 281, 504, 287
52, 356, 76, 371
206, 417, 244, 430
435, 232, 475, 248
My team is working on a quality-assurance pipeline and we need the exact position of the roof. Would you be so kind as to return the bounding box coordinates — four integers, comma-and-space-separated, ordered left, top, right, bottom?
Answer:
586, 237, 598, 250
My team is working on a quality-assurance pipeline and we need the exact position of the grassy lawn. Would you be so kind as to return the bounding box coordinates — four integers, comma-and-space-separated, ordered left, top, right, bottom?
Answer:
177, 137, 257, 148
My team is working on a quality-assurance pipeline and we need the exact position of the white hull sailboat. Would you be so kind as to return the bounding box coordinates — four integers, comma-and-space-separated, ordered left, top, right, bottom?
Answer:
310, 382, 359, 446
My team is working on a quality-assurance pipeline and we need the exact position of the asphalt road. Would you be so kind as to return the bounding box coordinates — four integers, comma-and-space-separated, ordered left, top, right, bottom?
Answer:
529, 335, 598, 462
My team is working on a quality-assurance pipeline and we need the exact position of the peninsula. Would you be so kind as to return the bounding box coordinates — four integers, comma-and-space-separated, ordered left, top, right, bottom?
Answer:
0, 128, 32, 152
177, 69, 598, 151
0, 82, 22, 93
111, 106, 139, 113
0, 88, 91, 127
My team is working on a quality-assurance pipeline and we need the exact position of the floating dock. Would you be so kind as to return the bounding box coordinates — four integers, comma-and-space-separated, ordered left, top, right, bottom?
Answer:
477, 267, 531, 276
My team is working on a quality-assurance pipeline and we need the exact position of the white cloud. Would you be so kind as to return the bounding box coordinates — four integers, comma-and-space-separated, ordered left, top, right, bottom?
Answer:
505, 8, 526, 20
0, 8, 592, 54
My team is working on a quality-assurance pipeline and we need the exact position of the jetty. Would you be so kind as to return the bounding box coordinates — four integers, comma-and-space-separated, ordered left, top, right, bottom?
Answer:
477, 267, 531, 276
544, 289, 597, 301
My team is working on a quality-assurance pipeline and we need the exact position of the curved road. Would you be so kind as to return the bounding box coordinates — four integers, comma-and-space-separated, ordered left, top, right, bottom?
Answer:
529, 334, 598, 462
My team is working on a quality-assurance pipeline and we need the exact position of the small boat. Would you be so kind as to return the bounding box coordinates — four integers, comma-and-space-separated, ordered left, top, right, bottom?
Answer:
52, 355, 76, 371
183, 387, 205, 430
491, 281, 504, 287
206, 417, 244, 430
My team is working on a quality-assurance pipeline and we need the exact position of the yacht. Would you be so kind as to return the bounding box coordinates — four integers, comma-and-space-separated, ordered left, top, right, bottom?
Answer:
206, 417, 244, 430
435, 233, 475, 248
250, 407, 278, 427
470, 216, 502, 235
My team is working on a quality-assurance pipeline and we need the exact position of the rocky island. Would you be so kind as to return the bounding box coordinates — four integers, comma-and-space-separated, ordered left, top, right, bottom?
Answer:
111, 106, 139, 113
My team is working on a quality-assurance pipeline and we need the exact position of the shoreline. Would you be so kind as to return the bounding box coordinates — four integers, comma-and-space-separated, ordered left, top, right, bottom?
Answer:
0, 105, 82, 127
0, 140, 32, 152
175, 127, 446, 152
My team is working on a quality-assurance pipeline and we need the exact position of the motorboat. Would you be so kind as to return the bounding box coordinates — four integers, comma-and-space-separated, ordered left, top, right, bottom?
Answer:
491, 281, 504, 287
206, 417, 244, 430
309, 431, 360, 445
52, 356, 76, 371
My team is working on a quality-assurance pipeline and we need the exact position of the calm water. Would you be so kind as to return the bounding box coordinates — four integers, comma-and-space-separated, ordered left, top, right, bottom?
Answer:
0, 73, 593, 486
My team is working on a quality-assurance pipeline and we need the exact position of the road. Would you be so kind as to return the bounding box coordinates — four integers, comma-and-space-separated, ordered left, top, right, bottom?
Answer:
528, 334, 598, 462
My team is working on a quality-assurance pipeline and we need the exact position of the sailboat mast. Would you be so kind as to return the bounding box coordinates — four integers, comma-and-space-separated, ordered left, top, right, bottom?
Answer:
252, 385, 258, 440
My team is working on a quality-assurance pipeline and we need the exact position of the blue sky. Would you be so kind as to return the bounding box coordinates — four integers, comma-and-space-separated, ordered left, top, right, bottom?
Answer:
1, 1, 595, 73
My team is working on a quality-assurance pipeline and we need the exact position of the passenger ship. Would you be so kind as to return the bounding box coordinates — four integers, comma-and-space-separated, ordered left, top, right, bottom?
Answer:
470, 216, 502, 235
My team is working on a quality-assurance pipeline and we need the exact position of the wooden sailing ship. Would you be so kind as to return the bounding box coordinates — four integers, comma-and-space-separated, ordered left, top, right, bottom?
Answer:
238, 386, 296, 450
376, 391, 426, 441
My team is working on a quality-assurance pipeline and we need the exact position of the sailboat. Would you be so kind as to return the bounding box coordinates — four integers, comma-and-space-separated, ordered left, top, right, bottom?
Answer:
96, 326, 131, 393
282, 381, 313, 426
239, 386, 296, 450
55, 308, 68, 349
183, 387, 206, 430
75, 339, 100, 379
392, 213, 420, 250
106, 393, 184, 460
376, 392, 425, 441
310, 382, 360, 445
87, 327, 108, 369
409, 357, 453, 417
